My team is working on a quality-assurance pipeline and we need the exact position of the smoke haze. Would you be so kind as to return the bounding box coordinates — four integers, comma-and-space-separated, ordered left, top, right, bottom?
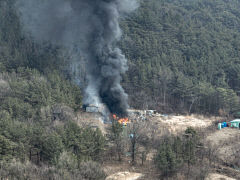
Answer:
16, 0, 138, 117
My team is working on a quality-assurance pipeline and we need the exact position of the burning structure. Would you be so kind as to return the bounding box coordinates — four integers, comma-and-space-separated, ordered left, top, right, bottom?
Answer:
16, 0, 139, 119
112, 114, 129, 126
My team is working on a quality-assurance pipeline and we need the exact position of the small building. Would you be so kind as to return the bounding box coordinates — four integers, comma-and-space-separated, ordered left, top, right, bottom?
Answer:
230, 119, 240, 128
85, 104, 99, 113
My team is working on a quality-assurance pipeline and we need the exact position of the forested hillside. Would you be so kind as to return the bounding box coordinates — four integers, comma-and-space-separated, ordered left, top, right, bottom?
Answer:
1, 0, 240, 115
121, 0, 240, 115
0, 1, 106, 179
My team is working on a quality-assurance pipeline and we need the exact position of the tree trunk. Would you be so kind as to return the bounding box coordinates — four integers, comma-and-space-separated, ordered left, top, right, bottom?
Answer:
131, 137, 136, 165
189, 97, 198, 114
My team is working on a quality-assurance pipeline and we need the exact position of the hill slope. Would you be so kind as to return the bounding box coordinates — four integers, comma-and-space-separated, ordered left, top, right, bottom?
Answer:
1, 0, 240, 115
120, 0, 240, 114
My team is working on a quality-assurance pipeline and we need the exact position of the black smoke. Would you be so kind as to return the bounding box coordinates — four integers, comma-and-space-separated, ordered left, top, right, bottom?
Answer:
16, 0, 138, 117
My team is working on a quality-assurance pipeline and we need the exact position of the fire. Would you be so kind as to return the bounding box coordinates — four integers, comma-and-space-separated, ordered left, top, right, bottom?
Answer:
112, 114, 129, 125
113, 114, 117, 119
118, 117, 129, 125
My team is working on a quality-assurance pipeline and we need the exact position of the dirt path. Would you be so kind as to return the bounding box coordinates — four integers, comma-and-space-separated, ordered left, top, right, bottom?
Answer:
106, 172, 143, 180
206, 173, 236, 180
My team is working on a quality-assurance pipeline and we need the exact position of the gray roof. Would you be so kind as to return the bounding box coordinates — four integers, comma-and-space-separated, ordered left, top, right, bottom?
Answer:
230, 119, 240, 123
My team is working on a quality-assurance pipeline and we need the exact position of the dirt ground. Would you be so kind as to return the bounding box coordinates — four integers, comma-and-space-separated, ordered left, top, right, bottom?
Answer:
76, 111, 220, 135
106, 172, 143, 180
206, 173, 236, 180
150, 114, 219, 135
103, 159, 158, 180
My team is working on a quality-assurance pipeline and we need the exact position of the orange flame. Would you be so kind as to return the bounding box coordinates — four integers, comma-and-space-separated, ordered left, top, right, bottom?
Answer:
113, 114, 117, 119
112, 114, 129, 125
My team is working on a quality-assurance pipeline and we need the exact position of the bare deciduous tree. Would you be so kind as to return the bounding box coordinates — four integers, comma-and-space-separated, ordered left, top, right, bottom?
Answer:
127, 114, 155, 165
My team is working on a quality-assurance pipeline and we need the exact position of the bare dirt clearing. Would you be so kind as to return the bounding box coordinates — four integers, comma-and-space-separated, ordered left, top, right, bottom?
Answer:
106, 172, 143, 180
206, 173, 236, 180
150, 114, 218, 134
103, 161, 148, 180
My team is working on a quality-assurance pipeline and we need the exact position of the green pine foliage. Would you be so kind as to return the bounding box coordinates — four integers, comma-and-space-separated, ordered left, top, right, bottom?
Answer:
120, 0, 240, 114
154, 137, 183, 177
62, 121, 105, 163
154, 127, 200, 178
0, 68, 106, 177
0, 135, 16, 161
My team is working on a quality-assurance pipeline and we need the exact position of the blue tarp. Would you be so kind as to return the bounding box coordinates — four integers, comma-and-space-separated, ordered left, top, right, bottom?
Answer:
223, 122, 227, 127
221, 122, 227, 128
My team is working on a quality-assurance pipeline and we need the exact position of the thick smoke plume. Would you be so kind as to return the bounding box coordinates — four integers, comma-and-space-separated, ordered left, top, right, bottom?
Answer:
16, 0, 138, 117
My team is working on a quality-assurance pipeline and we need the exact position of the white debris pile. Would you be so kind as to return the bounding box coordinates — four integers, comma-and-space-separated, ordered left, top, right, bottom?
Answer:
106, 172, 143, 180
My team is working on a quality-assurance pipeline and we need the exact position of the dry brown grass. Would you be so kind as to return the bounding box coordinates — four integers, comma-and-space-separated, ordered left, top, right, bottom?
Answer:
150, 114, 221, 135
206, 173, 236, 180
76, 111, 107, 133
